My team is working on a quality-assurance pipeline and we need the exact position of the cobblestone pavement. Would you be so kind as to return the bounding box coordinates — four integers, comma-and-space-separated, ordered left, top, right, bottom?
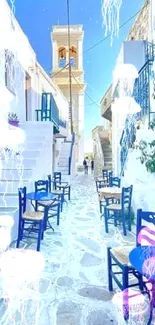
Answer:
0, 174, 150, 324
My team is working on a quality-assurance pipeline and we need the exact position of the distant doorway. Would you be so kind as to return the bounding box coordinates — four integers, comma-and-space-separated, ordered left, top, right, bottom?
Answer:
25, 72, 31, 121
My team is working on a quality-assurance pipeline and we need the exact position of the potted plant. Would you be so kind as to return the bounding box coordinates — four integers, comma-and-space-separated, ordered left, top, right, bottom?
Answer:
8, 112, 19, 127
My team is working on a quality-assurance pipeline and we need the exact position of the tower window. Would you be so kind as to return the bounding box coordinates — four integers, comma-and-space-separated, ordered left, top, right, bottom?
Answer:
69, 46, 77, 68
58, 46, 66, 68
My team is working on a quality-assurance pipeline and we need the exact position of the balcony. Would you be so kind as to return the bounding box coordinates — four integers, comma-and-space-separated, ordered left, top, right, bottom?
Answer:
100, 85, 112, 121
35, 93, 67, 134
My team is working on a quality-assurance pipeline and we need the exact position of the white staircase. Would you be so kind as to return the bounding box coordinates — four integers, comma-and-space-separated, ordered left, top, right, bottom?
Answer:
0, 121, 53, 243
57, 137, 73, 175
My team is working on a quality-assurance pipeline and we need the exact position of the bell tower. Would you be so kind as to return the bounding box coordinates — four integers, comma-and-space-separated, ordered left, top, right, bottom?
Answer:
51, 25, 86, 163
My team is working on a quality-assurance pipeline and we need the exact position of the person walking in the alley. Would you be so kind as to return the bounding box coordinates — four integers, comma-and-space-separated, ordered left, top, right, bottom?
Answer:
83, 157, 89, 174
91, 159, 94, 173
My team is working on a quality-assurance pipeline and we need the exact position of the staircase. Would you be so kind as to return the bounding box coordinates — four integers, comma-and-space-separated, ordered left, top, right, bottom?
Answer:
57, 133, 75, 176
101, 139, 112, 169
0, 121, 53, 243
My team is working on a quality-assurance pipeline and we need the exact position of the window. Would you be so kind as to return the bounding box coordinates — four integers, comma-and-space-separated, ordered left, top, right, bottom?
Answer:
69, 46, 77, 68
58, 46, 66, 68
5, 50, 15, 94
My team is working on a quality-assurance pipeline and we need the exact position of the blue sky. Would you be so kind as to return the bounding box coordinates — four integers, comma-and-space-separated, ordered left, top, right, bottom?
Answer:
14, 0, 144, 151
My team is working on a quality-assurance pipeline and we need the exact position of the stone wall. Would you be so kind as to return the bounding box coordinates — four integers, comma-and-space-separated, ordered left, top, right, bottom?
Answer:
127, 0, 150, 41
94, 144, 104, 178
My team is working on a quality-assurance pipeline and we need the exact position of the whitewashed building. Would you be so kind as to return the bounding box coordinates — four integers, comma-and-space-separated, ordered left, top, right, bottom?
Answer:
0, 0, 76, 242
93, 0, 155, 213
109, 0, 155, 212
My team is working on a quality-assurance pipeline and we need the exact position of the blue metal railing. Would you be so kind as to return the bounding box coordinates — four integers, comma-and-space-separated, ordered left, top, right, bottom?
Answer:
145, 41, 155, 61
35, 93, 59, 130
133, 60, 152, 119
68, 133, 75, 175
120, 61, 152, 174
120, 116, 136, 174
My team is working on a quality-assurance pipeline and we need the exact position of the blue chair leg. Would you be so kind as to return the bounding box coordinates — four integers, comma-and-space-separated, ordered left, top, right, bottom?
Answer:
107, 248, 113, 291
16, 219, 24, 248
44, 207, 48, 231
60, 194, 63, 212
114, 211, 117, 227
37, 221, 43, 251
16, 230, 21, 248
68, 187, 71, 200
100, 201, 102, 213
104, 207, 109, 233
122, 212, 127, 236
122, 266, 129, 320
57, 203, 60, 226
41, 225, 44, 240
128, 210, 131, 232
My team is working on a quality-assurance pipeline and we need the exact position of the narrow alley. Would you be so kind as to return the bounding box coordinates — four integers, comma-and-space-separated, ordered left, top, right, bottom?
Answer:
0, 173, 141, 325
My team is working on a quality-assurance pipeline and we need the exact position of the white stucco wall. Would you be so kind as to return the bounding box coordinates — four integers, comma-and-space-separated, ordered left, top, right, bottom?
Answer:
0, 0, 36, 122
0, 0, 70, 129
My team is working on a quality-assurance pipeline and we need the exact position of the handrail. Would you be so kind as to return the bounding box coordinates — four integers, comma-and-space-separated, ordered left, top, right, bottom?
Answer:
68, 133, 75, 175
35, 93, 59, 129
59, 119, 67, 128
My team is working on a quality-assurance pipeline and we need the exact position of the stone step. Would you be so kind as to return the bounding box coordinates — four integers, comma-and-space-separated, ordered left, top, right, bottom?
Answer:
104, 152, 112, 157
58, 163, 68, 167
0, 180, 30, 192
0, 168, 33, 180
1, 150, 41, 159
1, 158, 37, 169
0, 193, 18, 207
57, 170, 69, 175
0, 206, 18, 214
24, 135, 46, 142
59, 157, 69, 162
19, 142, 44, 150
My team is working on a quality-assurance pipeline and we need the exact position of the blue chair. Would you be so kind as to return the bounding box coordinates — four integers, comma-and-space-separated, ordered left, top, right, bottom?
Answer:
109, 176, 121, 188
35, 180, 60, 227
107, 209, 155, 320
99, 175, 120, 214
96, 179, 106, 193
102, 169, 108, 180
16, 187, 44, 251
104, 185, 133, 236
48, 174, 64, 212
34, 180, 49, 211
53, 172, 61, 189
55, 182, 71, 202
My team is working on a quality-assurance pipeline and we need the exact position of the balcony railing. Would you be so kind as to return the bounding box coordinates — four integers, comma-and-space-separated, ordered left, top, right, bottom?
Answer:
146, 41, 155, 61
35, 92, 67, 132
133, 60, 152, 119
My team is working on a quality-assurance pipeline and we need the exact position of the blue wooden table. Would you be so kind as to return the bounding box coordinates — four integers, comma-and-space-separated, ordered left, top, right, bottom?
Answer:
129, 246, 155, 325
26, 192, 57, 201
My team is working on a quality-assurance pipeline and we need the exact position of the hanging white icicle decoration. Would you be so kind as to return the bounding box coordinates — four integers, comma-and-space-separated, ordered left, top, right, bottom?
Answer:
101, 0, 122, 45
